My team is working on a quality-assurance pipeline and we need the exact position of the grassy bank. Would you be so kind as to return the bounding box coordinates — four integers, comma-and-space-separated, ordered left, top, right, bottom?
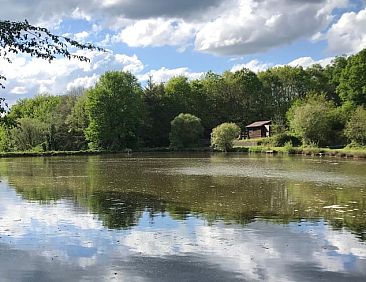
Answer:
0, 147, 213, 158
0, 145, 365, 159
233, 145, 366, 159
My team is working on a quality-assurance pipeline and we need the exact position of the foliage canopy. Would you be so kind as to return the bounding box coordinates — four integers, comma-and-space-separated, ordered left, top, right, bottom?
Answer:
211, 122, 241, 152
85, 71, 143, 150
344, 106, 366, 146
287, 94, 338, 146
169, 113, 203, 148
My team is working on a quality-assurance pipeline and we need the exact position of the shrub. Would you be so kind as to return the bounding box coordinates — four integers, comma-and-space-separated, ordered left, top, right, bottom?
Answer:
169, 113, 203, 148
272, 132, 301, 147
344, 106, 366, 146
211, 122, 241, 152
287, 94, 337, 147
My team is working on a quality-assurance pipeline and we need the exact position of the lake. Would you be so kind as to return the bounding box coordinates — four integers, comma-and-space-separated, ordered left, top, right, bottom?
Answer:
0, 153, 365, 281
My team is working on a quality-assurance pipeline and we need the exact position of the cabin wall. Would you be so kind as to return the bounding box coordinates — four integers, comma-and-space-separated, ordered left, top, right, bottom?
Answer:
248, 128, 263, 139
247, 126, 271, 139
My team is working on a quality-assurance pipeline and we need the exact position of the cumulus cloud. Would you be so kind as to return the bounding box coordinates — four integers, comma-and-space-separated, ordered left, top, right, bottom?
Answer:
66, 74, 99, 91
230, 56, 335, 74
0, 48, 204, 106
0, 0, 350, 56
327, 8, 366, 54
287, 56, 335, 68
115, 54, 144, 73
113, 18, 196, 47
0, 0, 221, 26
74, 31, 89, 42
194, 0, 348, 56
0, 0, 362, 106
138, 67, 204, 83
231, 60, 273, 73
0, 51, 145, 105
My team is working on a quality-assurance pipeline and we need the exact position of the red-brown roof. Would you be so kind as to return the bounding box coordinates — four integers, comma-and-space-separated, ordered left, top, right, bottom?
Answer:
245, 120, 271, 128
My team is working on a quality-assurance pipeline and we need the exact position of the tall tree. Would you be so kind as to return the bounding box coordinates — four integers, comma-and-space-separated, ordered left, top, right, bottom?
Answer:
337, 49, 366, 107
258, 66, 310, 122
140, 78, 168, 147
85, 71, 143, 150
324, 55, 348, 103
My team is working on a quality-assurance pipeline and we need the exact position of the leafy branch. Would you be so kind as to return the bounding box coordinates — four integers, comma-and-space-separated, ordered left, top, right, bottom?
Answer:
0, 19, 105, 89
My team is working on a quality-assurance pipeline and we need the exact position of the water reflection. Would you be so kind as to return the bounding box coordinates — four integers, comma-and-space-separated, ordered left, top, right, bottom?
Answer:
0, 154, 366, 281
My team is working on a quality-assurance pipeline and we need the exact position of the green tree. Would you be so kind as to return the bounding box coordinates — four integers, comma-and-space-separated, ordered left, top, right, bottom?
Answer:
200, 69, 264, 131
200, 72, 227, 131
337, 49, 366, 106
211, 122, 241, 152
85, 71, 143, 150
139, 77, 169, 147
165, 76, 191, 112
8, 94, 60, 122
0, 124, 11, 151
66, 94, 89, 150
324, 55, 348, 103
258, 66, 310, 122
344, 106, 366, 146
8, 94, 78, 150
169, 113, 203, 148
223, 69, 265, 127
10, 117, 47, 151
287, 94, 338, 146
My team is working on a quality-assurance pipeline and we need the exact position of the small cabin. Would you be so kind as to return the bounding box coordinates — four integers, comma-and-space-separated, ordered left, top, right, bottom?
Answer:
245, 120, 271, 139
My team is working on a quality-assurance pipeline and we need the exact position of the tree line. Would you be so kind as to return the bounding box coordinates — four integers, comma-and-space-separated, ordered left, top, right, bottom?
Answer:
0, 48, 365, 152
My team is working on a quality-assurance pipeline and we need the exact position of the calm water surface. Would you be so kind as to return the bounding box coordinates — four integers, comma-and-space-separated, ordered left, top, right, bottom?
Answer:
0, 153, 366, 281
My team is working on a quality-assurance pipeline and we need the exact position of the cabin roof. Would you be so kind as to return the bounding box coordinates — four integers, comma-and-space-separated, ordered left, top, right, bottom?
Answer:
245, 120, 271, 128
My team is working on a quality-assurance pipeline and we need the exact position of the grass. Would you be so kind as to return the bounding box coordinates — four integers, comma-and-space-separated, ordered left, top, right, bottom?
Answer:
0, 150, 104, 158
1, 144, 365, 159
0, 147, 213, 158
232, 144, 366, 159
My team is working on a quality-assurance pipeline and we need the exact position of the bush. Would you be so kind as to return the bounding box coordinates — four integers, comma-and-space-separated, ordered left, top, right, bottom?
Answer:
287, 94, 337, 147
272, 132, 301, 147
211, 122, 241, 152
169, 113, 203, 148
344, 106, 366, 146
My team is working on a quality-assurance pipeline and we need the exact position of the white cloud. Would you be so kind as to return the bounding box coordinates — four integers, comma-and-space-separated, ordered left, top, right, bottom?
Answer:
66, 74, 99, 91
10, 86, 28, 95
0, 51, 145, 105
327, 8, 366, 54
230, 56, 335, 74
115, 54, 144, 73
138, 67, 204, 83
74, 31, 89, 42
0, 0, 354, 57
287, 56, 335, 68
108, 0, 349, 55
114, 18, 196, 48
194, 0, 349, 56
71, 7, 91, 21
231, 60, 273, 73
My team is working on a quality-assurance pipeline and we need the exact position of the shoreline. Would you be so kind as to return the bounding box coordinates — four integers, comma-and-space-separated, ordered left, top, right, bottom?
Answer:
0, 145, 365, 159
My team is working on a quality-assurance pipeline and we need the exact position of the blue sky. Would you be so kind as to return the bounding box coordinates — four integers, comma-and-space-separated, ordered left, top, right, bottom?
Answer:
1, 0, 366, 105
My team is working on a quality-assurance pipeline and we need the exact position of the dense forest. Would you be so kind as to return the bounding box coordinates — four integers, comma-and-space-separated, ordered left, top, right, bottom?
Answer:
0, 48, 365, 152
